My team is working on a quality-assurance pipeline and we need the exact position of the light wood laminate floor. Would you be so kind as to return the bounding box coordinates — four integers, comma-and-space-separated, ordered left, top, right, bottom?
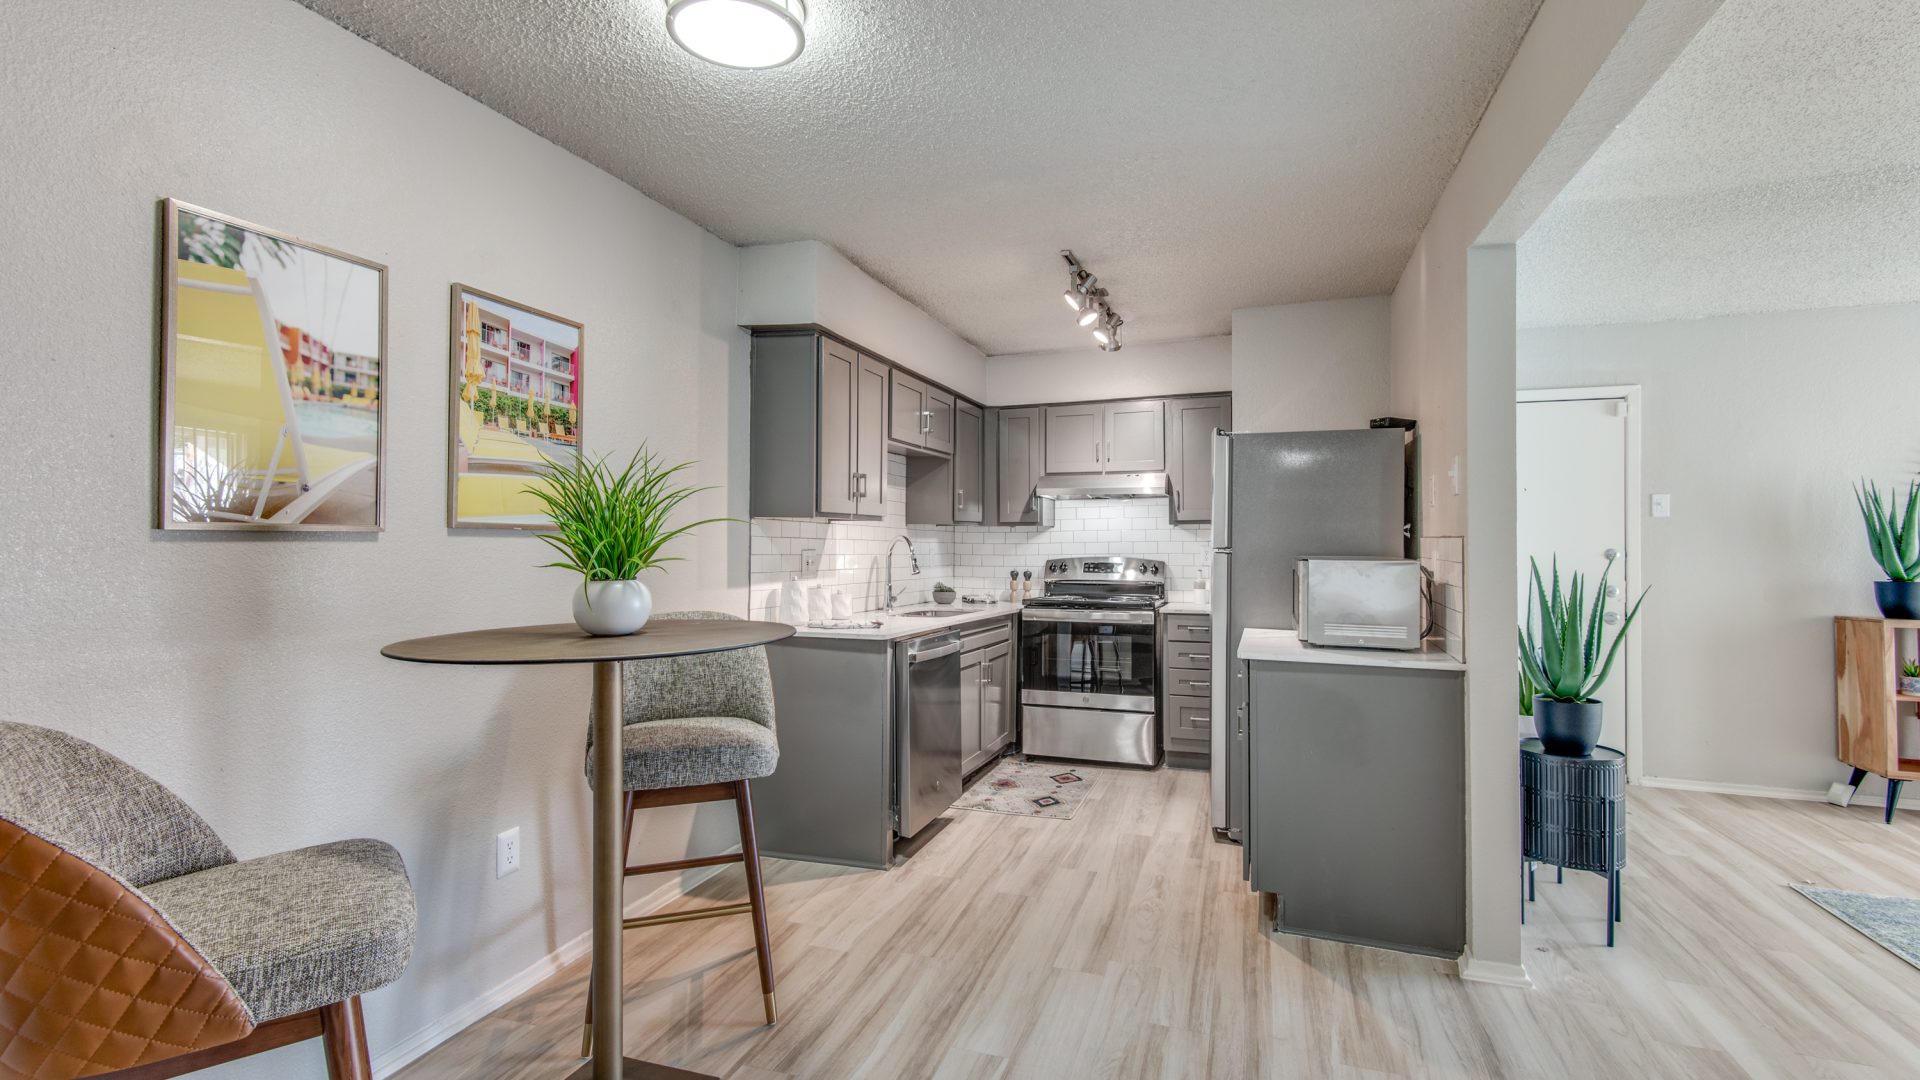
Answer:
396, 766, 1920, 1078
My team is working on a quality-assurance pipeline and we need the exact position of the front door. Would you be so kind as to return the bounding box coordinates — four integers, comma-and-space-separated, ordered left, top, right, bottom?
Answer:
1517, 394, 1633, 758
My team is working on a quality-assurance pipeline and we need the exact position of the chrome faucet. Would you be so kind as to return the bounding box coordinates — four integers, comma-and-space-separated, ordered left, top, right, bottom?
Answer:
884, 535, 921, 614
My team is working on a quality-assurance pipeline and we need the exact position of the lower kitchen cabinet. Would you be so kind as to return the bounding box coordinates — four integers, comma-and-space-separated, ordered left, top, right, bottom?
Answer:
961, 617, 1016, 774
1245, 660, 1464, 956
1160, 609, 1214, 759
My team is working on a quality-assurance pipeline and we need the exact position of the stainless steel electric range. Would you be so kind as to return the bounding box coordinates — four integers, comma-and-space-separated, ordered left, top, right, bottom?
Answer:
1019, 555, 1167, 767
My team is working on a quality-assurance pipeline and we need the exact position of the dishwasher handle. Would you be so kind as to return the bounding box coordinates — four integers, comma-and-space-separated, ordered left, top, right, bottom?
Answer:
909, 638, 962, 663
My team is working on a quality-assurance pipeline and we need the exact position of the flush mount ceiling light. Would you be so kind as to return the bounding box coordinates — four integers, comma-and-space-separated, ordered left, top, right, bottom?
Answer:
665, 0, 807, 70
1058, 250, 1124, 350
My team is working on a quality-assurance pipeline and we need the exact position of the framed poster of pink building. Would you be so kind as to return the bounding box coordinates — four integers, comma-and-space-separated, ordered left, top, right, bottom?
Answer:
447, 284, 585, 529
158, 199, 387, 531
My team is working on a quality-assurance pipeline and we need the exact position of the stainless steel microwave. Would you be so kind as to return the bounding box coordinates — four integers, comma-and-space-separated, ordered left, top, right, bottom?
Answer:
1294, 557, 1426, 650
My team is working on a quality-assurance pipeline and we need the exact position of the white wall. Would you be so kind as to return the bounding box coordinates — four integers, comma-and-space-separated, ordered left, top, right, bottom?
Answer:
0, 2, 749, 1075
1231, 297, 1391, 431
1383, 0, 1667, 981
985, 336, 1231, 405
1519, 302, 1920, 800
738, 240, 988, 399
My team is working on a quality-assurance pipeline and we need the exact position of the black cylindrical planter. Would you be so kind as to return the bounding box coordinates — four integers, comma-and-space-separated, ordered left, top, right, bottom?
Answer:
1534, 696, 1604, 757
1875, 580, 1920, 620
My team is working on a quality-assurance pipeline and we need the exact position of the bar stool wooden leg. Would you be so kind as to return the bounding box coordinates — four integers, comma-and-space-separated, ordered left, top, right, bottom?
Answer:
320, 997, 372, 1080
734, 780, 778, 1026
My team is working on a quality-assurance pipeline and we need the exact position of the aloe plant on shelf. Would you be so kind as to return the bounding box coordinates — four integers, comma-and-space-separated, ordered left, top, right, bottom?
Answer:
1855, 478, 1920, 619
523, 446, 730, 636
1518, 554, 1646, 756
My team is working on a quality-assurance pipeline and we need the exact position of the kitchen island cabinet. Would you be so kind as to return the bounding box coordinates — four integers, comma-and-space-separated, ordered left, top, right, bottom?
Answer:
1240, 629, 1465, 957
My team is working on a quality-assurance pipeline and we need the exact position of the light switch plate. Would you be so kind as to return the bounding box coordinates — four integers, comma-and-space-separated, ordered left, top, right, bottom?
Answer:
1651, 493, 1672, 518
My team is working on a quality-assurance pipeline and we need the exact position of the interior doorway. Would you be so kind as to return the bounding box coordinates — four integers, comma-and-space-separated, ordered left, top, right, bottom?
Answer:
1516, 386, 1643, 778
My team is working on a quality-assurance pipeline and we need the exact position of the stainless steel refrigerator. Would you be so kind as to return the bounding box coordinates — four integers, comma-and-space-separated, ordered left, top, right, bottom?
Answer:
1209, 428, 1411, 838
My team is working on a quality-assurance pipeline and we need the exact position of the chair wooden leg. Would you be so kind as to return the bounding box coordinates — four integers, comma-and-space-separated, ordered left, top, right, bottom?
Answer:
319, 998, 371, 1080
580, 790, 640, 1058
734, 780, 778, 1026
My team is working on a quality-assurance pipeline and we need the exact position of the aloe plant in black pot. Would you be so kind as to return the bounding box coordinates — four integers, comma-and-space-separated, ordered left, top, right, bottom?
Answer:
1519, 555, 1647, 756
1855, 479, 1920, 619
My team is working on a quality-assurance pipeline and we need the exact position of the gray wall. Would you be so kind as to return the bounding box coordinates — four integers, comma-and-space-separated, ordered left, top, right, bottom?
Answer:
1520, 301, 1920, 801
0, 1, 749, 1075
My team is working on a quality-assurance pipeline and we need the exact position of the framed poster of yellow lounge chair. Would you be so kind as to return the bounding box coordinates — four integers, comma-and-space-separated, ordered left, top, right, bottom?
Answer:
159, 198, 387, 531
446, 284, 585, 530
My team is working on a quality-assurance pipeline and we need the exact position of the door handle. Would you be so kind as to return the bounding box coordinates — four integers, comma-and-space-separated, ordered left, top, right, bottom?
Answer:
1603, 547, 1620, 562
921, 409, 931, 434
1603, 611, 1622, 625
956, 488, 964, 512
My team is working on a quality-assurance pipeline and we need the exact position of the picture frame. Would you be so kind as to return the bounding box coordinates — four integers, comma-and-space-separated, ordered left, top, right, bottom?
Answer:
158, 198, 388, 531
446, 284, 586, 530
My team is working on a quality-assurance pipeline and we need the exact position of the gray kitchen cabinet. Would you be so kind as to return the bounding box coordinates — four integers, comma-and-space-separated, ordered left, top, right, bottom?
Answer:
1105, 399, 1166, 472
1160, 609, 1213, 759
960, 618, 1016, 775
1044, 399, 1165, 474
750, 332, 886, 520
904, 396, 984, 525
926, 386, 956, 456
1245, 660, 1465, 956
1044, 403, 1105, 473
1166, 395, 1230, 524
889, 368, 927, 448
953, 400, 983, 523
889, 368, 954, 456
994, 406, 1047, 524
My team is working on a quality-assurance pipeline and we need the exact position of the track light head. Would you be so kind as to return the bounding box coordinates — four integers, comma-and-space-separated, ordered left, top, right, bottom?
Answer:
1076, 292, 1107, 327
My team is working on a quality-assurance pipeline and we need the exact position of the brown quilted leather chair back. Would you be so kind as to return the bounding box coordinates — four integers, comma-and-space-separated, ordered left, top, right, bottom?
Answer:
0, 818, 252, 1079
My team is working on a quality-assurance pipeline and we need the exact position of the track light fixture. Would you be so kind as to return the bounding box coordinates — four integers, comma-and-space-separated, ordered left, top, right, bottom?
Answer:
1057, 250, 1124, 350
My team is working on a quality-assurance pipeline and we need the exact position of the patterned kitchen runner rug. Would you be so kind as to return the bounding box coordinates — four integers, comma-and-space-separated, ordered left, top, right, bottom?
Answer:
1791, 884, 1920, 971
954, 756, 1095, 821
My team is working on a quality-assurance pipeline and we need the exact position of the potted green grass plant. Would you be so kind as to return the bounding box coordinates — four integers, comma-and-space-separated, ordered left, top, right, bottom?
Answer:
1854, 479, 1920, 619
524, 447, 730, 636
1519, 554, 1647, 756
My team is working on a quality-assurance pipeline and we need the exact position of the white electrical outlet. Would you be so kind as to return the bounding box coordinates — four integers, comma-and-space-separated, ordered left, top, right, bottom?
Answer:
496, 827, 521, 878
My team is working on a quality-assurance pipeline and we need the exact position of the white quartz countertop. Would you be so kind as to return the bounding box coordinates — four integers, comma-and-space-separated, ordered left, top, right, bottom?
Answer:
1238, 628, 1466, 672
1160, 600, 1214, 615
783, 602, 1025, 642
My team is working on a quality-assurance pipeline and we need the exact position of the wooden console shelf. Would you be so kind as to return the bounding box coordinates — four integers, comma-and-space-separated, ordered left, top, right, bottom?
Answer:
1833, 616, 1920, 821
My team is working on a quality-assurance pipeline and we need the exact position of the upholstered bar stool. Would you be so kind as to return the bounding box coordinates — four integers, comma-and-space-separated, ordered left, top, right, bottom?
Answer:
0, 721, 415, 1080
579, 610, 780, 1057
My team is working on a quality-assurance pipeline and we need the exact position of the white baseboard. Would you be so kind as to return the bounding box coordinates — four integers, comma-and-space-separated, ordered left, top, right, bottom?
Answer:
371, 862, 729, 1078
1637, 774, 1910, 811
1457, 949, 1532, 989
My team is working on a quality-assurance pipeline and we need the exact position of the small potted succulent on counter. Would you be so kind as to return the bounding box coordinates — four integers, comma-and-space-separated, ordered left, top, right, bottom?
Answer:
932, 582, 958, 605
1519, 554, 1647, 756
1901, 660, 1920, 697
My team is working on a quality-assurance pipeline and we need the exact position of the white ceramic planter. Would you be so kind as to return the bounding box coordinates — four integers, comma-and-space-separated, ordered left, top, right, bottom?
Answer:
573, 579, 652, 636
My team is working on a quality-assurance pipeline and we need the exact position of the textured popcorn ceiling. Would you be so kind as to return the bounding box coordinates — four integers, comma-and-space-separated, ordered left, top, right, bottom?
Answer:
1520, 0, 1920, 328
296, 0, 1541, 354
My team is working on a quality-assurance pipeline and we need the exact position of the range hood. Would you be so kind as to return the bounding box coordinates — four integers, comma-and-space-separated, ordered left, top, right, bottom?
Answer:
1034, 472, 1171, 500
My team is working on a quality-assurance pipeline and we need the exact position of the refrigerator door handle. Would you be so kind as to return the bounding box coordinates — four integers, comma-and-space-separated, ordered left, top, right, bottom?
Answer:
1211, 429, 1231, 548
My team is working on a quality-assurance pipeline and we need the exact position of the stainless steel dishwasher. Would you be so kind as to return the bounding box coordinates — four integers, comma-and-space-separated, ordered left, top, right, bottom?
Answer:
896, 633, 963, 838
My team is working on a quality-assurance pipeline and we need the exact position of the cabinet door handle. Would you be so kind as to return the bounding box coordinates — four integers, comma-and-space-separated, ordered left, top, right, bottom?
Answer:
1106, 440, 1113, 462
955, 488, 964, 512
921, 409, 931, 434
1178, 651, 1209, 660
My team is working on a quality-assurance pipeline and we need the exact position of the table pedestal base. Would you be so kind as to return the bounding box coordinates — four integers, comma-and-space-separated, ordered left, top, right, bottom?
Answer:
564, 1058, 716, 1080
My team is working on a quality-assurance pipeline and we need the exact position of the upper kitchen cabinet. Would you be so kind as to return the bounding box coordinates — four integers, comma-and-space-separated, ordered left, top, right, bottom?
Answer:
750, 332, 887, 520
904, 397, 984, 525
1167, 395, 1231, 524
889, 369, 955, 456
1044, 399, 1165, 474
993, 406, 1047, 524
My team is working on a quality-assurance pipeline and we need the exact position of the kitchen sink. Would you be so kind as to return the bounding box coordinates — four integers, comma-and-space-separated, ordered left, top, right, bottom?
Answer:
895, 609, 970, 618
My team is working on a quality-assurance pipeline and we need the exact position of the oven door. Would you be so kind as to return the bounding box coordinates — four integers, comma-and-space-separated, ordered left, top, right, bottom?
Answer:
1019, 608, 1158, 706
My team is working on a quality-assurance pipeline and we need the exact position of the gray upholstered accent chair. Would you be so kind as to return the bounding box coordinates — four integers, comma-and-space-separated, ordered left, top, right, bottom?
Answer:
579, 610, 780, 1055
0, 721, 414, 1080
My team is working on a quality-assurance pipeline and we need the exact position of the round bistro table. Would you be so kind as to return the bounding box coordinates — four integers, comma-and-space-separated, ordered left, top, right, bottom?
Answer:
382, 619, 795, 1080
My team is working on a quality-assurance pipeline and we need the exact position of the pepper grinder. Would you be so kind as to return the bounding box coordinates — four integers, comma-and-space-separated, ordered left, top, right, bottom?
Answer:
1022, 569, 1034, 604
1009, 569, 1020, 603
